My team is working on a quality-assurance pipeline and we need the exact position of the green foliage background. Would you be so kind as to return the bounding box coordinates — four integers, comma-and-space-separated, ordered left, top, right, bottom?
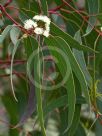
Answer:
0, 0, 102, 136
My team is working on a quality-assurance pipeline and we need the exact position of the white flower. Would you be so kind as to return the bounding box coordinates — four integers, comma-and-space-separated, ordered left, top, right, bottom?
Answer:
33, 15, 41, 21
42, 16, 51, 25
33, 22, 38, 27
33, 15, 51, 25
45, 24, 50, 32
43, 30, 49, 37
33, 15, 44, 21
24, 19, 37, 30
34, 27, 44, 35
101, 27, 102, 31
32, 15, 51, 37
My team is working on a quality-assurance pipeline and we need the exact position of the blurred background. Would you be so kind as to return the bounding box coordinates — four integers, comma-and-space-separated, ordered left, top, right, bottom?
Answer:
0, 0, 102, 136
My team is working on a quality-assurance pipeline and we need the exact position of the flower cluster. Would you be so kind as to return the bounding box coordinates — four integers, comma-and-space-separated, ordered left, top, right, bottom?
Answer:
24, 15, 51, 37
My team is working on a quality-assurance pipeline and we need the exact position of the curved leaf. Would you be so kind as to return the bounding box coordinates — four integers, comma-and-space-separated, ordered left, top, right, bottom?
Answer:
0, 25, 12, 43
45, 36, 90, 105
50, 22, 96, 52
45, 37, 75, 130
10, 26, 21, 45
84, 0, 99, 36
10, 39, 21, 101
73, 30, 92, 87
40, 0, 48, 15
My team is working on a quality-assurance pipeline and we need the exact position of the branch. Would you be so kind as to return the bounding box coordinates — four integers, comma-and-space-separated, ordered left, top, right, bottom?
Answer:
49, 4, 63, 12
0, 59, 26, 64
0, 5, 22, 27
0, 4, 28, 34
62, 0, 102, 36
4, 0, 12, 7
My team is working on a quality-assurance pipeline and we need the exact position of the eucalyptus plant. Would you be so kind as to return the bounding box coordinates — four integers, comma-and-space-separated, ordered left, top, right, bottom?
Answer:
0, 0, 102, 136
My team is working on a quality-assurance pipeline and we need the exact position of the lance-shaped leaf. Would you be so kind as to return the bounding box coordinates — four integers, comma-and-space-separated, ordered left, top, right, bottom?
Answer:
10, 26, 21, 45
67, 105, 81, 136
45, 36, 90, 105
65, 73, 76, 130
50, 22, 96, 52
10, 39, 21, 101
0, 25, 12, 43
25, 36, 46, 135
73, 30, 92, 87
45, 37, 75, 130
15, 80, 36, 127
44, 95, 85, 115
67, 75, 82, 136
84, 0, 99, 36
40, 0, 48, 15
33, 46, 46, 136
15, 36, 38, 127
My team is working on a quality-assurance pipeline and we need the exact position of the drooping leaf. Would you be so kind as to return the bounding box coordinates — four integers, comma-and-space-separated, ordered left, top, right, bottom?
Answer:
33, 46, 46, 136
74, 123, 86, 136
50, 23, 96, 52
15, 82, 36, 127
73, 30, 92, 87
44, 95, 86, 115
44, 38, 71, 89
68, 77, 82, 136
26, 36, 46, 135
0, 25, 12, 43
10, 39, 21, 101
10, 26, 21, 45
66, 73, 76, 130
15, 36, 38, 127
67, 105, 81, 136
40, 0, 48, 15
45, 36, 75, 130
84, 0, 99, 36
2, 92, 19, 136
45, 36, 90, 105
54, 0, 62, 5
16, 0, 29, 8
30, 1, 40, 13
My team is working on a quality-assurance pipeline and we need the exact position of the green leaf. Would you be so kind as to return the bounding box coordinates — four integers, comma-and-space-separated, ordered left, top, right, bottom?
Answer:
66, 73, 76, 130
30, 1, 40, 13
40, 0, 48, 15
10, 39, 21, 101
44, 95, 85, 115
19, 10, 31, 22
68, 105, 81, 136
10, 26, 21, 45
16, 0, 29, 8
67, 71, 82, 136
33, 46, 46, 136
45, 36, 90, 105
15, 36, 37, 127
44, 37, 71, 89
26, 36, 46, 135
0, 25, 12, 43
2, 92, 19, 136
24, 36, 37, 57
73, 30, 92, 87
50, 23, 96, 52
99, 0, 102, 13
74, 123, 86, 136
54, 0, 62, 5
45, 36, 75, 130
85, 0, 99, 35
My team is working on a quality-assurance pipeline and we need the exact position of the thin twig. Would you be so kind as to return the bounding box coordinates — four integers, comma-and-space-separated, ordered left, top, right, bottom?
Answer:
0, 4, 29, 34
0, 59, 26, 64
4, 0, 12, 7
62, 0, 102, 36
